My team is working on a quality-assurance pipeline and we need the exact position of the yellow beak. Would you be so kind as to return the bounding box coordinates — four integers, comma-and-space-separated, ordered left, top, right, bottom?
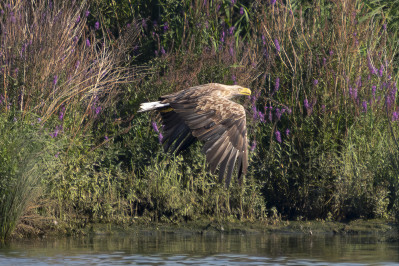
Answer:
239, 87, 251, 96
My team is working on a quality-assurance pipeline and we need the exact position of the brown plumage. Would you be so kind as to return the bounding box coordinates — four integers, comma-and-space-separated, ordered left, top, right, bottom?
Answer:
139, 83, 251, 187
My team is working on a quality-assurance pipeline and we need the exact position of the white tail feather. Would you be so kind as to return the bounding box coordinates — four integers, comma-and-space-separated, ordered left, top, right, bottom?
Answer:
138, 101, 169, 112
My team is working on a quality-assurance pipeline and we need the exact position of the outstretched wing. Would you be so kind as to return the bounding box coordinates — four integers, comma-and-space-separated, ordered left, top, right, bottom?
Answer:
162, 95, 248, 187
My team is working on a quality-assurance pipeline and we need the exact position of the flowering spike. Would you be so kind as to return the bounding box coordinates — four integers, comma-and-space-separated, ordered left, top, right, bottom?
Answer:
275, 130, 281, 143
152, 121, 159, 133
250, 140, 257, 151
274, 39, 280, 52
275, 77, 280, 92
362, 101, 367, 113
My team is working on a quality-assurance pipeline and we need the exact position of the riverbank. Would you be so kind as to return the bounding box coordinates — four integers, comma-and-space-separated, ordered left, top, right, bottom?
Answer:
11, 216, 398, 242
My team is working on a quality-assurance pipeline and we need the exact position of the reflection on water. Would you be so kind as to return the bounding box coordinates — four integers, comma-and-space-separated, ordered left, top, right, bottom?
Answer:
1, 230, 399, 265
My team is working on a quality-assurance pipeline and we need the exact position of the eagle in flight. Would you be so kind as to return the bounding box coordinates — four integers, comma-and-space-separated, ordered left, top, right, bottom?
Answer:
139, 83, 251, 187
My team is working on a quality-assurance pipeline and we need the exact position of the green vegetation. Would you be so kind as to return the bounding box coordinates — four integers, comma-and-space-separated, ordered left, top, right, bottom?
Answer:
1, 0, 399, 241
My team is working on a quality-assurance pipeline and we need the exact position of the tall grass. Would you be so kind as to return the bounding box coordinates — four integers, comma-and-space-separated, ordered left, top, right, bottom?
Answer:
0, 0, 138, 238
0, 113, 58, 241
0, 0, 137, 133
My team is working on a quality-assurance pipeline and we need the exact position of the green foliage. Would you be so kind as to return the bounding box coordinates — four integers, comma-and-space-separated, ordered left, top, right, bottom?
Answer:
0, 113, 58, 241
3, 0, 399, 241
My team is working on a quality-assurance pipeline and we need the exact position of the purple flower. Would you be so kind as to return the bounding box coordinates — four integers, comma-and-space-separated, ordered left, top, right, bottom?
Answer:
304, 99, 313, 115
258, 111, 265, 122
304, 99, 310, 109
55, 152, 59, 158
275, 130, 282, 143
356, 76, 362, 88
76, 15, 80, 23
142, 19, 147, 29
50, 125, 62, 138
386, 95, 392, 109
53, 75, 58, 86
275, 77, 280, 92
158, 133, 164, 143
261, 35, 266, 46
362, 101, 367, 112
274, 39, 280, 52
383, 23, 387, 31
240, 7, 244, 15
250, 140, 257, 151
75, 60, 80, 69
95, 21, 100, 30
228, 26, 235, 35
372, 85, 376, 98
329, 50, 334, 56
37, 118, 42, 122
275, 108, 282, 120
161, 47, 166, 55
220, 31, 225, 43
270, 0, 277, 5
252, 106, 258, 119
85, 10, 90, 17
379, 65, 384, 77
232, 75, 237, 85
353, 88, 358, 99
231, 0, 236, 4
163, 22, 169, 32
152, 121, 159, 133
105, 136, 109, 140
313, 79, 318, 85
393, 112, 399, 121
285, 128, 290, 137
95, 106, 102, 115
59, 112, 64, 121
86, 39, 91, 47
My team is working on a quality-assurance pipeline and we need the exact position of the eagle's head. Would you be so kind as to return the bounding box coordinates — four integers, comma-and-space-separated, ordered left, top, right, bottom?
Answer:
214, 84, 252, 99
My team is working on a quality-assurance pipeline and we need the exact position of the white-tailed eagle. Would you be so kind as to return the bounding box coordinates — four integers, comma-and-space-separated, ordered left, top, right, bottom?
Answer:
139, 83, 251, 187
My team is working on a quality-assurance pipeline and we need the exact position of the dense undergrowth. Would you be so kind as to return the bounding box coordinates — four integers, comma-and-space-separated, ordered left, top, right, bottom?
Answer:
1, 0, 399, 241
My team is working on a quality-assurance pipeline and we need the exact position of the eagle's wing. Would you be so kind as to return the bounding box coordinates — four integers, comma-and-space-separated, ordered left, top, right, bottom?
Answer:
163, 95, 248, 187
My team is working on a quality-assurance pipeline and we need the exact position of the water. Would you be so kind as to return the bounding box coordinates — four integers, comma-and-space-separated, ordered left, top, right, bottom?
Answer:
0, 230, 398, 265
